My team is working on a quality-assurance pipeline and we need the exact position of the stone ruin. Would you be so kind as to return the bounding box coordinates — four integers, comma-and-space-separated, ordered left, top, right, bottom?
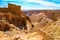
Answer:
0, 4, 33, 31
0, 4, 21, 13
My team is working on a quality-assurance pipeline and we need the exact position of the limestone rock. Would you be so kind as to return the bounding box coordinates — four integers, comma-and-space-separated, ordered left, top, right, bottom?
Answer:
28, 30, 53, 40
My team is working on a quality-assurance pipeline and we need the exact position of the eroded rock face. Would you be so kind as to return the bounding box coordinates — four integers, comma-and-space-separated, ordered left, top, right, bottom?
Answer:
30, 12, 60, 40
30, 13, 54, 28
4, 13, 22, 26
0, 20, 19, 31
0, 4, 33, 30
0, 20, 23, 40
28, 29, 53, 40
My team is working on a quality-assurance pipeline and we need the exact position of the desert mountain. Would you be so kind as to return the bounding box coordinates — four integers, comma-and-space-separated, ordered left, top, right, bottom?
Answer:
0, 4, 60, 40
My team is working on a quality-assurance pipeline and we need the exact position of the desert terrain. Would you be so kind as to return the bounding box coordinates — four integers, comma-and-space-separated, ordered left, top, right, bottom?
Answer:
0, 4, 60, 40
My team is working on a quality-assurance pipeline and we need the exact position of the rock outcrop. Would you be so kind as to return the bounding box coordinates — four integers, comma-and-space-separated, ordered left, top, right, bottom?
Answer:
0, 4, 33, 30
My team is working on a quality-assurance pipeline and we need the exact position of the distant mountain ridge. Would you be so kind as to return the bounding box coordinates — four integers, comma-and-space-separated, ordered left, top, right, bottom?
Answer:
22, 10, 60, 16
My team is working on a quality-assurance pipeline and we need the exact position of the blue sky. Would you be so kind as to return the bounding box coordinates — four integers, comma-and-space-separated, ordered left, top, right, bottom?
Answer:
0, 0, 60, 10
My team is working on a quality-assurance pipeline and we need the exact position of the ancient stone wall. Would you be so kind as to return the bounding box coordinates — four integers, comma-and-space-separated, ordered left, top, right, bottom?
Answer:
8, 4, 22, 15
0, 4, 22, 15
0, 8, 8, 13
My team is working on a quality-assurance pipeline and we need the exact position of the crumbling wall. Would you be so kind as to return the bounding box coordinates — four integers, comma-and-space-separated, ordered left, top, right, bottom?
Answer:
8, 4, 22, 15
0, 8, 8, 13
0, 4, 22, 15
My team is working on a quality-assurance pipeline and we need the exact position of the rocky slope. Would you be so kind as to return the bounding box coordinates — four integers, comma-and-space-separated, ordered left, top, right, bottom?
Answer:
30, 12, 60, 40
